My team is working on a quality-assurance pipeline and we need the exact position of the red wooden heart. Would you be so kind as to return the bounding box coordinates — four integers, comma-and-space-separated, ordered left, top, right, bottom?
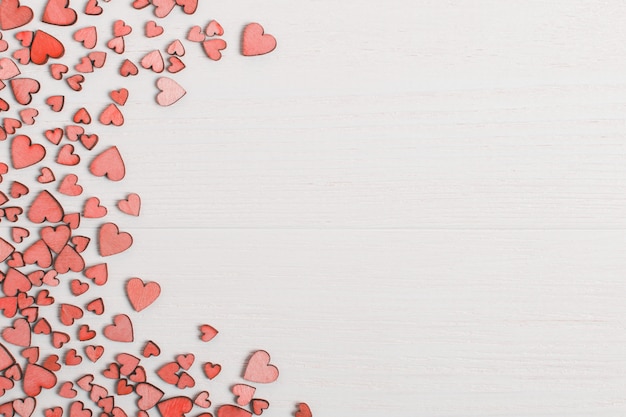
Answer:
250, 399, 269, 416
68, 402, 90, 417
216, 405, 251, 417
175, 0, 196, 14
85, 264, 107, 286
30, 30, 65, 65
84, 0, 101, 15
156, 77, 186, 106
113, 20, 132, 37
83, 197, 107, 218
152, 0, 176, 18
202, 39, 227, 61
13, 396, 35, 417
142, 341, 160, 358
167, 56, 185, 73
0, 0, 33, 30
141, 50, 164, 73
28, 191, 64, 223
23, 239, 52, 268
10, 78, 40, 105
202, 362, 221, 380
205, 20, 224, 37
19, 108, 38, 125
84, 345, 103, 362
58, 174, 83, 196
90, 146, 125, 181
42, 0, 77, 26
79, 134, 98, 150
57, 144, 80, 166
116, 379, 133, 395
135, 383, 164, 410
0, 58, 21, 80
241, 23, 277, 57
45, 95, 64, 111
120, 59, 138, 77
66, 74, 84, 91
117, 353, 140, 376
98, 223, 132, 257
77, 324, 95, 341
59, 381, 77, 398
186, 26, 205, 42
41, 225, 71, 253
23, 363, 56, 396
0, 343, 15, 370
103, 314, 133, 342
243, 351, 279, 383
146, 21, 164, 38
64, 349, 82, 366
176, 353, 194, 370
175, 372, 194, 389
294, 402, 312, 417
232, 384, 255, 407
110, 88, 129, 106
167, 40, 185, 56
44, 408, 62, 417
73, 26, 97, 49
107, 36, 125, 54
99, 103, 124, 126
59, 304, 83, 326
54, 244, 85, 273
200, 324, 218, 342
157, 362, 179, 385
194, 391, 210, 408
74, 57, 93, 73
118, 193, 141, 216
156, 396, 193, 417
126, 278, 160, 312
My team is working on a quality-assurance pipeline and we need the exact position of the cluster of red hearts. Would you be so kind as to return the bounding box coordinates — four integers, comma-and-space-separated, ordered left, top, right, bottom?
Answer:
0, 0, 311, 417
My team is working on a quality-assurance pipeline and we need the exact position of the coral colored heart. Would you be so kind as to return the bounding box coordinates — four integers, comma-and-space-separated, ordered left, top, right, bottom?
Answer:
110, 88, 129, 105
251, 399, 269, 416
156, 77, 186, 106
202, 362, 221, 380
98, 222, 132, 257
74, 26, 97, 49
99, 103, 124, 126
202, 39, 227, 61
157, 397, 193, 417
23, 363, 56, 397
0, 58, 21, 80
42, 0, 77, 26
294, 403, 312, 417
241, 23, 277, 56
200, 324, 218, 342
103, 314, 133, 342
126, 278, 161, 312
232, 384, 255, 407
217, 405, 252, 417
118, 193, 141, 216
0, 0, 33, 30
243, 350, 279, 383
11, 135, 45, 169
136, 383, 164, 410
90, 146, 126, 181
30, 30, 65, 65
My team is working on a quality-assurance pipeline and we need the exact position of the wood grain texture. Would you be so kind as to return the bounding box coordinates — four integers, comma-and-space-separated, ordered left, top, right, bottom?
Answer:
6, 0, 626, 415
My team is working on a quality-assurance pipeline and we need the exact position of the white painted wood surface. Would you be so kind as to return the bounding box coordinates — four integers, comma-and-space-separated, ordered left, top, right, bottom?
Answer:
5, 0, 626, 416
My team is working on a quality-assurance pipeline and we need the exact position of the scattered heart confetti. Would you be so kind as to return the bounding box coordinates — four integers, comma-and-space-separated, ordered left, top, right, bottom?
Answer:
0, 3, 306, 417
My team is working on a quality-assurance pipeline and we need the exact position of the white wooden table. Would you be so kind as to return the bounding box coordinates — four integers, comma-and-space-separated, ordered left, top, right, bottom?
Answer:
5, 1, 626, 416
